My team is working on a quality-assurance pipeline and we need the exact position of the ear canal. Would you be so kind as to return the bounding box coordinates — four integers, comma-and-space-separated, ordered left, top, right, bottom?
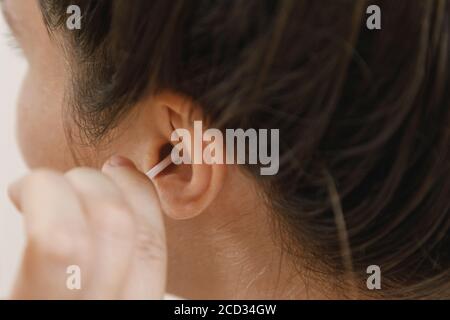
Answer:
146, 144, 174, 179
159, 143, 173, 160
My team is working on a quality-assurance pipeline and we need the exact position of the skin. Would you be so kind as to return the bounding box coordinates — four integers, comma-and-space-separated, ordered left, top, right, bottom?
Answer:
2, 0, 331, 299
9, 157, 167, 299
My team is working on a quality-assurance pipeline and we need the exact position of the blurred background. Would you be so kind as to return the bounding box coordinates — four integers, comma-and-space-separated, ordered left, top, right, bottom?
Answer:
0, 12, 26, 297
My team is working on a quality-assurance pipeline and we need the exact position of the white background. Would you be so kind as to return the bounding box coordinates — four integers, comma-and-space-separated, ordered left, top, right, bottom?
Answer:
0, 12, 27, 297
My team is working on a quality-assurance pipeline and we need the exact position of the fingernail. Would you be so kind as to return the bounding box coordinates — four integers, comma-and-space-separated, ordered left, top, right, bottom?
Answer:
106, 155, 136, 168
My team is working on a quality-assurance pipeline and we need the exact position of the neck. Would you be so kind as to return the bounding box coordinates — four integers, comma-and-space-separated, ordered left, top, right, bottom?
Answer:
165, 168, 331, 299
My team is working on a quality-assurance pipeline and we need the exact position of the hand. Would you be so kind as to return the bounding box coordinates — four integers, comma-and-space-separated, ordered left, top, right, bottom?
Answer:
7, 155, 167, 299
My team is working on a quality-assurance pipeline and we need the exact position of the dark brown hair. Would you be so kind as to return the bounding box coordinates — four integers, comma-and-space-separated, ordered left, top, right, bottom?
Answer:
39, 0, 450, 298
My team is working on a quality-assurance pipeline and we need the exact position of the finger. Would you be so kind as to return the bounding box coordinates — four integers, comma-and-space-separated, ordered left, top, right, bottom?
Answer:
9, 170, 90, 300
102, 155, 167, 300
64, 167, 136, 299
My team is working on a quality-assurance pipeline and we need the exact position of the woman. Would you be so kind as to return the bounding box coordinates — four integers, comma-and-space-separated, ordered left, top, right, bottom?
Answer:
2, 0, 449, 299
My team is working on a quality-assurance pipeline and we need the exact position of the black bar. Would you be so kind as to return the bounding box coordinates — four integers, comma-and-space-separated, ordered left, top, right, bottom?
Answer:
1, 300, 446, 319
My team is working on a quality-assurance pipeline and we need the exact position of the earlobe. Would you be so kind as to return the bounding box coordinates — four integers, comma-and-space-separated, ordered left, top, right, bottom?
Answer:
152, 161, 226, 220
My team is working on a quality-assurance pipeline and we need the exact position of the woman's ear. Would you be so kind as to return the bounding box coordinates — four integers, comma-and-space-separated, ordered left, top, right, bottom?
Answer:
150, 92, 227, 220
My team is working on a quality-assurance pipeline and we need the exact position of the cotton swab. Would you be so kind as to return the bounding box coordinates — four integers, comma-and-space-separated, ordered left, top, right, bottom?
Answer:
145, 155, 173, 179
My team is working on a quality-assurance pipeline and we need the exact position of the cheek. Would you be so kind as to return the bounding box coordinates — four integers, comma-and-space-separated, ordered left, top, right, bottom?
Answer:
16, 68, 73, 171
12, 0, 98, 171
